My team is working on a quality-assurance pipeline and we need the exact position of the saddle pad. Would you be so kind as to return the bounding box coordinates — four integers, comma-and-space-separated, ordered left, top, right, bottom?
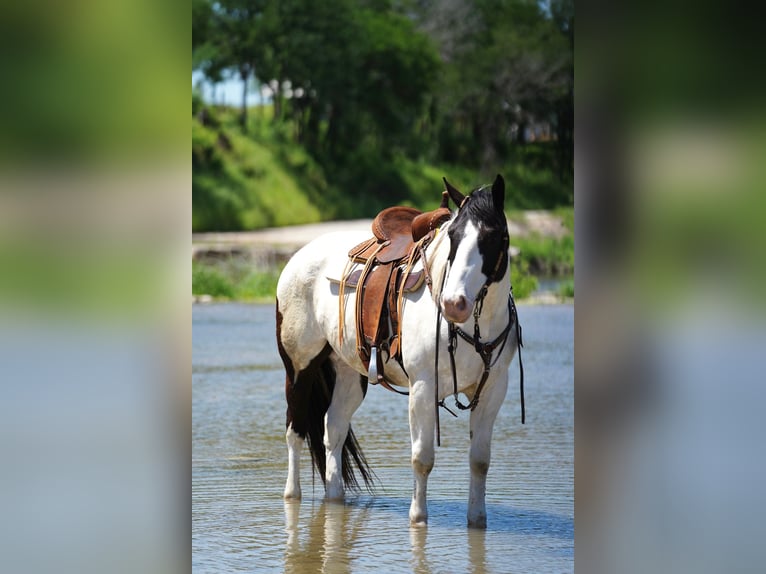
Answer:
328, 268, 425, 292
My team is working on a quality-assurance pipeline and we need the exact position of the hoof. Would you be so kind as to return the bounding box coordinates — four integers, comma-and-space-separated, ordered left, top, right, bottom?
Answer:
283, 488, 302, 500
325, 485, 344, 501
409, 511, 428, 528
467, 516, 487, 529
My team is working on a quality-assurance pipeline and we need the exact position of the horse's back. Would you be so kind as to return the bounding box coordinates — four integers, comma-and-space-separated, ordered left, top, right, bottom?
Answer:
277, 231, 370, 357
278, 230, 370, 296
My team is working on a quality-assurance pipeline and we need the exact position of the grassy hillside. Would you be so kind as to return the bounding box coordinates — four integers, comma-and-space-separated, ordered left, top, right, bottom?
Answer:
193, 107, 325, 231
192, 102, 572, 231
192, 101, 573, 302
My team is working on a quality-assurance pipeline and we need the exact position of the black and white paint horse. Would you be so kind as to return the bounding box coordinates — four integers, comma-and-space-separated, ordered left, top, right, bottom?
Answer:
276, 175, 522, 528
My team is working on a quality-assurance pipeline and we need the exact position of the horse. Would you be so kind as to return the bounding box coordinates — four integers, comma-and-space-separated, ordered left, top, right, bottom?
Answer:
275, 174, 523, 528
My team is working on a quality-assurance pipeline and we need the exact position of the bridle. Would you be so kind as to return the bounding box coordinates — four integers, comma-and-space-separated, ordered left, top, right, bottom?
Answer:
425, 202, 525, 446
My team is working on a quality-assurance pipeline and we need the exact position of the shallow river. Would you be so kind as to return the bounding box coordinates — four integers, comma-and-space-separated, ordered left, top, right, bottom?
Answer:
193, 303, 573, 573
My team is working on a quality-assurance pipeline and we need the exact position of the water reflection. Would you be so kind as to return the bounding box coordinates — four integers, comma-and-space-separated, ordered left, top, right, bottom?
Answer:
283, 498, 502, 574
284, 500, 375, 574
467, 529, 488, 574
194, 303, 574, 573
409, 528, 430, 574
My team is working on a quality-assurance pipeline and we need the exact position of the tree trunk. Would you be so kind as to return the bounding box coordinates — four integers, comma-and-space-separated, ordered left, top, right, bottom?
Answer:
305, 103, 320, 153
240, 68, 249, 132
271, 80, 282, 123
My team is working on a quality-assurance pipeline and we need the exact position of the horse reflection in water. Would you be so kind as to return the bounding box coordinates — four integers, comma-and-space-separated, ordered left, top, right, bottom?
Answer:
276, 175, 523, 528
283, 501, 371, 574
283, 500, 489, 574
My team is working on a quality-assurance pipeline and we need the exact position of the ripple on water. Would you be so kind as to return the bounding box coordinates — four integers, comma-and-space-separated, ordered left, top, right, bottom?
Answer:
193, 303, 573, 573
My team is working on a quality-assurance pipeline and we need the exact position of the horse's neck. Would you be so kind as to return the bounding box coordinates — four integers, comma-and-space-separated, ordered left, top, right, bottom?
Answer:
478, 269, 512, 332
423, 227, 451, 306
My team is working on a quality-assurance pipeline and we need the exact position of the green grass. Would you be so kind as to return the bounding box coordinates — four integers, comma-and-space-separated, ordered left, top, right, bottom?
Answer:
192, 260, 282, 302
510, 258, 539, 300
192, 256, 541, 303
558, 277, 574, 298
193, 107, 323, 231
192, 101, 572, 303
193, 102, 573, 230
514, 233, 574, 275
502, 144, 573, 209
192, 262, 236, 298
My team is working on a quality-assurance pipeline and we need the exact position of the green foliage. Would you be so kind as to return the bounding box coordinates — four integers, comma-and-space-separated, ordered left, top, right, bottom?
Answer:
192, 263, 235, 298
514, 234, 574, 275
191, 0, 573, 230
502, 144, 574, 208
192, 107, 323, 231
510, 258, 539, 300
558, 277, 574, 298
423, 0, 573, 178
555, 205, 575, 233
236, 268, 281, 301
192, 256, 547, 303
192, 102, 577, 232
192, 260, 283, 302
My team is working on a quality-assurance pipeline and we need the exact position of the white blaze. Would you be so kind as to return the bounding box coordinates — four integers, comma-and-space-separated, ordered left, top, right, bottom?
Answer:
440, 220, 487, 320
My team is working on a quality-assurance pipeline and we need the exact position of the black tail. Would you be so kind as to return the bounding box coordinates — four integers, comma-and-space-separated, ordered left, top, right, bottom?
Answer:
281, 333, 375, 493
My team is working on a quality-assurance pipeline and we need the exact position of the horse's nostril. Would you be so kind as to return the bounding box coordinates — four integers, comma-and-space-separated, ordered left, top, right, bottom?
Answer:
442, 295, 471, 322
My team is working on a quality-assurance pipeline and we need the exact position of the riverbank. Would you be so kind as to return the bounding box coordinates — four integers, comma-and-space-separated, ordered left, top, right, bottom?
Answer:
192, 212, 573, 304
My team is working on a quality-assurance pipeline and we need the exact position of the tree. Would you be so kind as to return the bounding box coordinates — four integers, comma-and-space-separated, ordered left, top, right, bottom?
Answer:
250, 1, 439, 160
416, 0, 572, 179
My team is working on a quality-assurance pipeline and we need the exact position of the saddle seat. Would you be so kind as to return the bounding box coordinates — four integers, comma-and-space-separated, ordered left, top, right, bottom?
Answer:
351, 206, 420, 264
338, 193, 452, 390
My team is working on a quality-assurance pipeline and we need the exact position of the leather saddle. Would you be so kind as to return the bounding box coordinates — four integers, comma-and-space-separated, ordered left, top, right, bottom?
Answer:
337, 193, 452, 390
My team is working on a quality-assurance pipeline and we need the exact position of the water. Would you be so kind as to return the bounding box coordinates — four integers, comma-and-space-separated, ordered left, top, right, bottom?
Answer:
193, 303, 573, 573
534, 276, 566, 295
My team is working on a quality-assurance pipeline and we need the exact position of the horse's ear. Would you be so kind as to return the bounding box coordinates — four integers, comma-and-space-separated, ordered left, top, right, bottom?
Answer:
443, 177, 466, 207
491, 174, 505, 212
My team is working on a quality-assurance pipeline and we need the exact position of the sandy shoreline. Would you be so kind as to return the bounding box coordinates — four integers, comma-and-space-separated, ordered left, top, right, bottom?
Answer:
192, 211, 567, 258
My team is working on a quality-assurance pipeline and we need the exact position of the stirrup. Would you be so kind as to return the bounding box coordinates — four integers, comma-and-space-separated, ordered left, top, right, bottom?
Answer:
367, 347, 379, 383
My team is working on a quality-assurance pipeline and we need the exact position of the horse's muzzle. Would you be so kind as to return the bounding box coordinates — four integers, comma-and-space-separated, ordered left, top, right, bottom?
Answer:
441, 294, 472, 324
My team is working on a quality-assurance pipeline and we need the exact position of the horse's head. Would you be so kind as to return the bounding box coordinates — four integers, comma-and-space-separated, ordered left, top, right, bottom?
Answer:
439, 174, 509, 324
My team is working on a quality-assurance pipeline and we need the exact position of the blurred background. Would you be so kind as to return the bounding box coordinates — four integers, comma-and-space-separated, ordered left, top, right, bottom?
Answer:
0, 1, 189, 573
577, 0, 766, 572
192, 0, 573, 223
191, 0, 574, 305
0, 0, 765, 572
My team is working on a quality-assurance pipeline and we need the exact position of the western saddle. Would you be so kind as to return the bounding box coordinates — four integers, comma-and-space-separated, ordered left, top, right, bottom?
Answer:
336, 193, 452, 392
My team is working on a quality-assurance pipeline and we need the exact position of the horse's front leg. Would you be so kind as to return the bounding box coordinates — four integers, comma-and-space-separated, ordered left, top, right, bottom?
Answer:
409, 379, 436, 527
467, 372, 509, 528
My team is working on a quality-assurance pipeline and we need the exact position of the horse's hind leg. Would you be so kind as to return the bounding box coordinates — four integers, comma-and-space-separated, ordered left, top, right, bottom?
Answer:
277, 298, 327, 500
284, 425, 304, 499
324, 360, 365, 500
